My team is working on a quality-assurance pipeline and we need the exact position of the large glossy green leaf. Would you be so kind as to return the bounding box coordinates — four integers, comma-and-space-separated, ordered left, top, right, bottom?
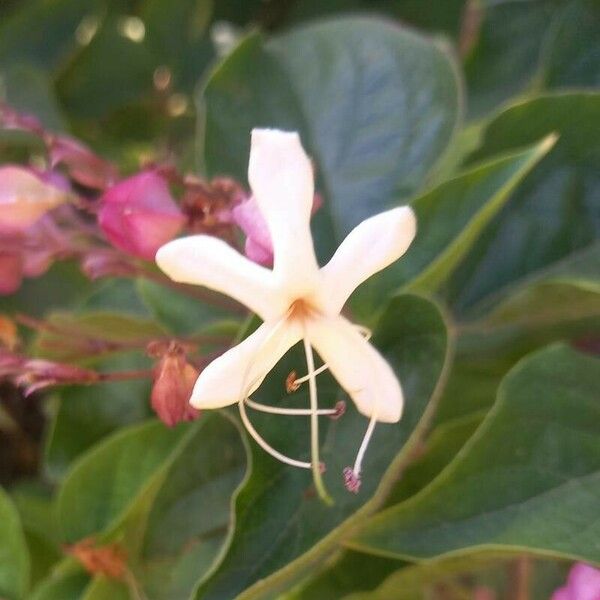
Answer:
463, 0, 557, 118
288, 550, 403, 600
56, 420, 186, 543
194, 294, 449, 599
448, 92, 600, 315
138, 415, 246, 600
351, 345, 600, 563
201, 17, 460, 259
0, 487, 29, 600
285, 0, 467, 37
352, 136, 555, 317
55, 414, 247, 598
541, 0, 600, 89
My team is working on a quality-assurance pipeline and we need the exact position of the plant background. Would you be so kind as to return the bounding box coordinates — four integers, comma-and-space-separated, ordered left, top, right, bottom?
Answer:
0, 0, 598, 599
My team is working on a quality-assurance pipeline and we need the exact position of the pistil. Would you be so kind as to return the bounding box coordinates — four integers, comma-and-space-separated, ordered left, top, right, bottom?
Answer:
303, 337, 333, 505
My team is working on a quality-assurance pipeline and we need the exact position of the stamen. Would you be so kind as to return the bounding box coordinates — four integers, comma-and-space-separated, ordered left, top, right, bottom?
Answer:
330, 400, 346, 420
285, 370, 300, 393
303, 337, 333, 505
344, 407, 378, 494
291, 363, 328, 387
235, 312, 312, 470
245, 397, 338, 417
290, 325, 371, 390
343, 467, 361, 494
238, 396, 312, 470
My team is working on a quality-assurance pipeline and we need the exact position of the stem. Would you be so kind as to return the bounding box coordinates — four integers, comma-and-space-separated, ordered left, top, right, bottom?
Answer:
97, 368, 153, 382
303, 338, 333, 506
245, 398, 337, 416
507, 557, 531, 600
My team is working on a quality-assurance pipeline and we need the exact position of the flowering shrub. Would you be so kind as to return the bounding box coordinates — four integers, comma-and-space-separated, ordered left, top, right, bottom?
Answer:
0, 2, 598, 599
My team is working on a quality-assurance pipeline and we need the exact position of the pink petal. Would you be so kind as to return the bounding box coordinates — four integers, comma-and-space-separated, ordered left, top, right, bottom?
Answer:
99, 170, 185, 260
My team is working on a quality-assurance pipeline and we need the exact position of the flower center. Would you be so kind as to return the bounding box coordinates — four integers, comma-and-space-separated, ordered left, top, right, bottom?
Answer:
287, 298, 318, 322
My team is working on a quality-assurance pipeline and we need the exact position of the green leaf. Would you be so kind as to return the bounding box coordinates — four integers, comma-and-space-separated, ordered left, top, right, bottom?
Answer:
0, 64, 66, 130
32, 311, 166, 362
351, 345, 600, 564
0, 487, 30, 600
541, 0, 600, 89
352, 136, 555, 317
136, 278, 237, 337
194, 294, 449, 599
57, 16, 156, 119
141, 0, 214, 91
44, 352, 152, 480
385, 412, 484, 507
201, 17, 461, 259
448, 92, 600, 315
0, 0, 101, 71
0, 262, 92, 318
285, 0, 467, 38
79, 279, 151, 317
56, 414, 247, 599
81, 578, 129, 600
56, 420, 186, 543
30, 570, 89, 600
138, 414, 246, 600
11, 482, 62, 586
463, 0, 557, 118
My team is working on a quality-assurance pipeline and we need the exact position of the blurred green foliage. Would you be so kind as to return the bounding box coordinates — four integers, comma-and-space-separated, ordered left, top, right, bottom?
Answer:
0, 0, 598, 599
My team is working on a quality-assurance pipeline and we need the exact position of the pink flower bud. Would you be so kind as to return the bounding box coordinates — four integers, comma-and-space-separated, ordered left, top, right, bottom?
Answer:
150, 342, 200, 427
99, 171, 185, 260
552, 563, 600, 600
224, 192, 322, 267
50, 136, 118, 190
0, 165, 69, 233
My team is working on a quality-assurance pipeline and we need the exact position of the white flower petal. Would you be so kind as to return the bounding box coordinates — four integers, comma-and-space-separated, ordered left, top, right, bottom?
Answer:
307, 315, 403, 423
248, 129, 319, 294
156, 235, 286, 321
318, 206, 416, 314
190, 319, 302, 409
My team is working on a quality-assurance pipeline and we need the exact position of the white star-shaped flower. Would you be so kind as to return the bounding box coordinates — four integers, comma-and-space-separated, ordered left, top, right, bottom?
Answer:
156, 129, 416, 498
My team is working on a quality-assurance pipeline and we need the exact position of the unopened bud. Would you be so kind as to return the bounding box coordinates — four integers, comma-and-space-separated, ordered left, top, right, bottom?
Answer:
151, 342, 200, 427
0, 165, 69, 233
99, 171, 185, 260
226, 192, 322, 267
